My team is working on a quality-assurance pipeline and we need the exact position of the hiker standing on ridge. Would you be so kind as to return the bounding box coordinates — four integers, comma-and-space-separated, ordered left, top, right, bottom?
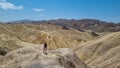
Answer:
43, 42, 48, 55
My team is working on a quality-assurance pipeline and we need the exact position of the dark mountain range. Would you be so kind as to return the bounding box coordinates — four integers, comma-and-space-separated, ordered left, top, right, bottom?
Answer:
4, 19, 120, 32
8, 19, 33, 23
39, 19, 120, 32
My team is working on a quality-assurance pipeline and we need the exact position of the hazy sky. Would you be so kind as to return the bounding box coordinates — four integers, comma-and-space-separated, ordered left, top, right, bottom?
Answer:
0, 0, 120, 23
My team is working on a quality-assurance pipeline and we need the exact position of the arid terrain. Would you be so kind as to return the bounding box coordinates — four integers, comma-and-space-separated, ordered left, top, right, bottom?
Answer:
0, 19, 120, 68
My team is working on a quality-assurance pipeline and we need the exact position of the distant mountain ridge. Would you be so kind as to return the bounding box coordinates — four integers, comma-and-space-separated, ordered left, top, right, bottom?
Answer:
3, 19, 120, 32
39, 19, 120, 32
9, 19, 33, 23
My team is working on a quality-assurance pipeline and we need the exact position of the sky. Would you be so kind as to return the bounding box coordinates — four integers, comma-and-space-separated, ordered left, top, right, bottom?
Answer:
0, 0, 120, 23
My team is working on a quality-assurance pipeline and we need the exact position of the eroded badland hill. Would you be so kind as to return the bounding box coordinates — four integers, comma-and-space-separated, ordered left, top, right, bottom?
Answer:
0, 19, 120, 68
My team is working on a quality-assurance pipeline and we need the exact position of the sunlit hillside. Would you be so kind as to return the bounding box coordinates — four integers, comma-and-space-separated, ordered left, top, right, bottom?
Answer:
75, 32, 120, 68
0, 23, 99, 51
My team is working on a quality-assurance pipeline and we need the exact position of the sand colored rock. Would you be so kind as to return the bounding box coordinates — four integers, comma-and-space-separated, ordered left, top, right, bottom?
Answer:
0, 45, 88, 68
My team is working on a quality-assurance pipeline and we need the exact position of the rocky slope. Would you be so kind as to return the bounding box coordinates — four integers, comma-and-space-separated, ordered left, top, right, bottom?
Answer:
0, 45, 88, 68
75, 32, 120, 68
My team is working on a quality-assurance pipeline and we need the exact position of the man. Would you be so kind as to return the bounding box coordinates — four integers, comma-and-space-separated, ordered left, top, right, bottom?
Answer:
43, 42, 48, 55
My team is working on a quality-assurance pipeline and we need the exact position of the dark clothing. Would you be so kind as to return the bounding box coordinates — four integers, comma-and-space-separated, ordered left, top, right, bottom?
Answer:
44, 43, 47, 48
43, 43, 48, 55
